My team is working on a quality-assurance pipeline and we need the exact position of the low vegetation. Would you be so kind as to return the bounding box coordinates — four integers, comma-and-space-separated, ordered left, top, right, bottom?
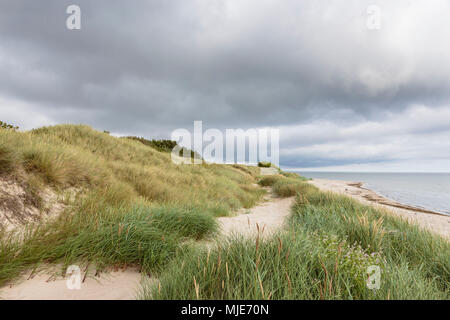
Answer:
0, 124, 264, 286
258, 174, 309, 197
125, 136, 201, 160
257, 161, 272, 168
147, 179, 449, 300
125, 137, 176, 153
0, 201, 218, 285
0, 121, 19, 131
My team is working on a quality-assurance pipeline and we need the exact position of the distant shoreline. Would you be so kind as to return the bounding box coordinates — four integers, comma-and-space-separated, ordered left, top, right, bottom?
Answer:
349, 181, 449, 217
296, 171, 450, 216
309, 178, 450, 238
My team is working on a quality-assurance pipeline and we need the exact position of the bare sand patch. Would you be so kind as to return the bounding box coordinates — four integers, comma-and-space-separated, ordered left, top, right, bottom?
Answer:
0, 177, 67, 231
309, 179, 449, 239
0, 268, 144, 300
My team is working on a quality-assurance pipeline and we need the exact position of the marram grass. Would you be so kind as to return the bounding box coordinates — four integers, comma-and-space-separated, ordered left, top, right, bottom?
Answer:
144, 181, 449, 300
0, 202, 218, 286
0, 125, 265, 215
0, 124, 263, 286
1, 125, 448, 300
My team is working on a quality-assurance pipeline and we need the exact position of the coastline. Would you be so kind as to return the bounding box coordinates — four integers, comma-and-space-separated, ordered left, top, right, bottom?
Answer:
309, 178, 450, 239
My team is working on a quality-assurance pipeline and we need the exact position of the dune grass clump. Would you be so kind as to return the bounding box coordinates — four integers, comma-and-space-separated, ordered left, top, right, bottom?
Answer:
146, 181, 449, 300
147, 231, 389, 300
0, 200, 218, 286
272, 178, 304, 197
292, 190, 450, 290
258, 174, 312, 197
0, 144, 18, 174
280, 171, 309, 180
141, 206, 219, 240
258, 175, 284, 187
272, 177, 314, 197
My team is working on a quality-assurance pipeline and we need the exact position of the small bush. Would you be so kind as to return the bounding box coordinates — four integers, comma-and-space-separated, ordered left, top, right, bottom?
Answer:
258, 161, 272, 168
0, 121, 19, 131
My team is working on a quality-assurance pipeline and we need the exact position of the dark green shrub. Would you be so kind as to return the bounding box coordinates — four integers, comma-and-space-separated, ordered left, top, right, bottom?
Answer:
0, 121, 19, 131
126, 136, 202, 160
258, 161, 272, 168
126, 136, 177, 152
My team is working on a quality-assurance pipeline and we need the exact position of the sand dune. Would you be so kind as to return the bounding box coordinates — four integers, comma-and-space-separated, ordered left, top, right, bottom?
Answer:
1, 190, 294, 300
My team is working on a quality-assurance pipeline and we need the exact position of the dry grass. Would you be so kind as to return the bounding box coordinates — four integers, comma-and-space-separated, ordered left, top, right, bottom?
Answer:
0, 125, 265, 217
0, 124, 266, 286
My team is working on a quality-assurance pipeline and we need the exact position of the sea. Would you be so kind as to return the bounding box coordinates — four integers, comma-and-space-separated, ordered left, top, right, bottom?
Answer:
292, 172, 450, 216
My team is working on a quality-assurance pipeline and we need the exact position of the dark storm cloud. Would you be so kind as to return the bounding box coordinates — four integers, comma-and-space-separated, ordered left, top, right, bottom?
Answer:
1, 0, 450, 169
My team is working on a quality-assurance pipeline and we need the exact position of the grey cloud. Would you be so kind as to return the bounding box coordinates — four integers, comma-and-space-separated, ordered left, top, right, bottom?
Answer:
0, 0, 450, 169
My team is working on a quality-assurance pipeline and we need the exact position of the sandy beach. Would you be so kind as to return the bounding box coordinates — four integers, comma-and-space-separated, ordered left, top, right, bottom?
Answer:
309, 179, 450, 239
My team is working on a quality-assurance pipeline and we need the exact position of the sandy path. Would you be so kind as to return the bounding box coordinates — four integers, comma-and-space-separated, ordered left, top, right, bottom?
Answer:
309, 179, 450, 239
218, 191, 295, 238
1, 189, 294, 300
0, 268, 143, 300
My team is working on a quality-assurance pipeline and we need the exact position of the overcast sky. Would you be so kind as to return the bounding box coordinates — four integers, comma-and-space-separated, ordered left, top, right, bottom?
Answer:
1, 0, 450, 171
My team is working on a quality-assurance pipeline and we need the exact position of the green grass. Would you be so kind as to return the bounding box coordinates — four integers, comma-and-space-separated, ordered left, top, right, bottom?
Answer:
0, 124, 265, 286
0, 120, 19, 131
257, 161, 272, 168
0, 200, 218, 286
145, 180, 449, 300
257, 175, 284, 187
258, 174, 310, 197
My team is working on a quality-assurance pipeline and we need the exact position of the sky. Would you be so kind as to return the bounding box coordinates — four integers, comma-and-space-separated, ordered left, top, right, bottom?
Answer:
1, 0, 450, 171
